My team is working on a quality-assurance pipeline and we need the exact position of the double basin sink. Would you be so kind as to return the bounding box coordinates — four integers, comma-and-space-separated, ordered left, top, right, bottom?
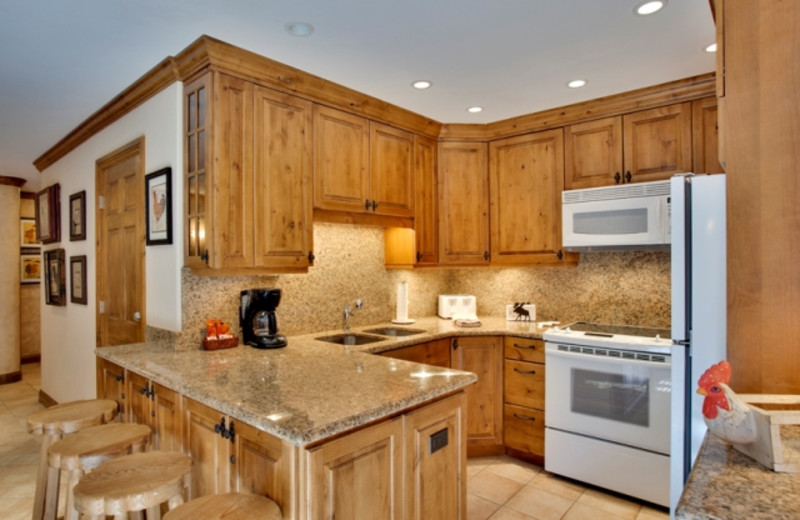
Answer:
317, 327, 425, 346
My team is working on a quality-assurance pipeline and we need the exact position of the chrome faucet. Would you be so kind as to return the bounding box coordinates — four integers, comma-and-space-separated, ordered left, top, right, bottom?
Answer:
344, 299, 363, 331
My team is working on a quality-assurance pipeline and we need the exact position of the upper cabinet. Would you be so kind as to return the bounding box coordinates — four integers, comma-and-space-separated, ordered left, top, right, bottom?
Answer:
489, 129, 571, 265
413, 135, 438, 266
314, 105, 414, 218
565, 102, 694, 189
438, 141, 490, 265
692, 97, 724, 174
184, 72, 314, 272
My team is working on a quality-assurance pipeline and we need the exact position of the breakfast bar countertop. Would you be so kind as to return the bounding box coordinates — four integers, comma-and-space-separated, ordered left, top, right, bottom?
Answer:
96, 316, 552, 447
676, 433, 800, 520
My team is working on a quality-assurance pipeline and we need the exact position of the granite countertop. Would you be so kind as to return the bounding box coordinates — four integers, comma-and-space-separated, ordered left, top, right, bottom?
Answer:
676, 433, 800, 519
97, 316, 553, 447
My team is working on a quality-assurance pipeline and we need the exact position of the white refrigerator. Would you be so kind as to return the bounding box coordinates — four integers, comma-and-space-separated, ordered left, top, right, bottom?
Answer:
669, 174, 727, 515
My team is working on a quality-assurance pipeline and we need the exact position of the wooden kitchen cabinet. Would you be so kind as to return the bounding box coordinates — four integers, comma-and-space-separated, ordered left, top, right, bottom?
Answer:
184, 72, 314, 272
565, 102, 693, 188
450, 336, 503, 455
96, 358, 126, 416
503, 337, 546, 464
127, 371, 183, 451
306, 417, 403, 519
438, 141, 490, 265
489, 129, 568, 265
413, 135, 438, 265
692, 97, 724, 174
314, 106, 414, 218
380, 338, 451, 368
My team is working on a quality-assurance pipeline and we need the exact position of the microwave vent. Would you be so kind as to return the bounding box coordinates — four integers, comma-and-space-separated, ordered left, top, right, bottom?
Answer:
563, 180, 671, 204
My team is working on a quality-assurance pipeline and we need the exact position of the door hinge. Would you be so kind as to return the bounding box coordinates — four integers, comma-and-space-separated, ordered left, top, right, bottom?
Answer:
99, 300, 105, 314
98, 195, 104, 210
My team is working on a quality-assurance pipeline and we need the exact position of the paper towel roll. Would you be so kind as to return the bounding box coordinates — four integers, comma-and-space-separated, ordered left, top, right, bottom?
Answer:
396, 282, 409, 322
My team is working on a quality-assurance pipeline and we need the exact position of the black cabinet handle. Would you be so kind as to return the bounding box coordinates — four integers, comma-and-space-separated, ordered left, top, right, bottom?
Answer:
200, 249, 209, 265
230, 455, 236, 464
483, 251, 489, 261
614, 171, 621, 184
214, 417, 225, 435
513, 368, 537, 375
308, 251, 315, 264
452, 339, 458, 350
513, 413, 536, 422
625, 171, 632, 183
115, 374, 124, 382
226, 421, 236, 443
365, 199, 371, 211
513, 343, 536, 350
416, 252, 422, 262
139, 387, 148, 395
371, 200, 378, 211
557, 250, 563, 260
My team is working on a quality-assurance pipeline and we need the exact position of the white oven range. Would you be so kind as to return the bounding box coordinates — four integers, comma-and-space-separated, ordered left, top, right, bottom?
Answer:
543, 322, 672, 507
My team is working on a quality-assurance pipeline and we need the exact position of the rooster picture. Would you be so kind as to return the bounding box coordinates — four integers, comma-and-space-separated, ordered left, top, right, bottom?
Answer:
697, 361, 758, 445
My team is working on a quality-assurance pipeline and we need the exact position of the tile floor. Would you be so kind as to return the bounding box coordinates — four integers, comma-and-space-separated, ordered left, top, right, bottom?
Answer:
0, 363, 669, 520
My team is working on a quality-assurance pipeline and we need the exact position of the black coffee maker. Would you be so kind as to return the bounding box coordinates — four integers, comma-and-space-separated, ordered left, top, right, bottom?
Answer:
240, 289, 287, 349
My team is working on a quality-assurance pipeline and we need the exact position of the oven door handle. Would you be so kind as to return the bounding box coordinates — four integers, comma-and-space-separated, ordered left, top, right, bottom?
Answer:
545, 348, 671, 368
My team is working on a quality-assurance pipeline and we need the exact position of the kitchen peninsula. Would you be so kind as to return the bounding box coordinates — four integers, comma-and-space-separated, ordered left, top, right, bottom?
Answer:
96, 317, 552, 519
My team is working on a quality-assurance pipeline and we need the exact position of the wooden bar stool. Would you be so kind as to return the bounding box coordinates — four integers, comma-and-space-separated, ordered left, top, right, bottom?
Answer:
48, 422, 152, 520
163, 492, 282, 520
73, 450, 192, 520
27, 399, 117, 520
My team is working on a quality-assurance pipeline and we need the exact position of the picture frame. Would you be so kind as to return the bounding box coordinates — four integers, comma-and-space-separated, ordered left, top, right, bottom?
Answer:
20, 252, 41, 284
145, 167, 172, 245
44, 248, 66, 306
35, 183, 60, 244
70, 255, 88, 304
69, 190, 86, 241
20, 218, 38, 248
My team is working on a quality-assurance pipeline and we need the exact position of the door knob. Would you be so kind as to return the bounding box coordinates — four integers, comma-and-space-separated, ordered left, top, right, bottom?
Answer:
133, 311, 141, 322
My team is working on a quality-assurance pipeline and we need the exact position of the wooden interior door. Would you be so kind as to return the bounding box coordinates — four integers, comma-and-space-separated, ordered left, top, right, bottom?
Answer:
96, 138, 145, 346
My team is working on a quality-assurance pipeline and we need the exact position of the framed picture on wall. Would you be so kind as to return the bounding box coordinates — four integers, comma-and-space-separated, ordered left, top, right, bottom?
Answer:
20, 252, 41, 284
69, 191, 86, 241
44, 248, 66, 306
20, 218, 39, 248
35, 183, 60, 244
145, 167, 172, 245
70, 255, 87, 304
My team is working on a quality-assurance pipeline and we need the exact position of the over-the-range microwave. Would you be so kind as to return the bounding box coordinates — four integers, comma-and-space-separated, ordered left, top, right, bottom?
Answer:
562, 179, 672, 251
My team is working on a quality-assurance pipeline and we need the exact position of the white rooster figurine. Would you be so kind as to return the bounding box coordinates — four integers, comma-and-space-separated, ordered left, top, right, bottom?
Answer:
697, 361, 758, 445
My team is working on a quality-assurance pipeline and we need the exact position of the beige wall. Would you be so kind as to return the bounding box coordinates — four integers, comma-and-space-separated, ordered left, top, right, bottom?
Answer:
176, 222, 670, 350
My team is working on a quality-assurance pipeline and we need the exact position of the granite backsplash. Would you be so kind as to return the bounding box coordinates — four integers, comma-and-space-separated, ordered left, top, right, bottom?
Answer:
174, 223, 670, 350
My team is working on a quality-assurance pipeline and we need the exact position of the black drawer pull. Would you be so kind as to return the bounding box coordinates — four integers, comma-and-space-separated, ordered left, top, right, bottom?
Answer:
513, 368, 537, 375
513, 413, 536, 422
513, 343, 536, 350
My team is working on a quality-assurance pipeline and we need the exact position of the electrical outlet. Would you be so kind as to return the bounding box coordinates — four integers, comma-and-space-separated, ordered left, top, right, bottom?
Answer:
430, 428, 449, 454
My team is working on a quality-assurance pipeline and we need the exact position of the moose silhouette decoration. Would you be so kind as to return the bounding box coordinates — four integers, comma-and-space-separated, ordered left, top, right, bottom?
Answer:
512, 302, 532, 321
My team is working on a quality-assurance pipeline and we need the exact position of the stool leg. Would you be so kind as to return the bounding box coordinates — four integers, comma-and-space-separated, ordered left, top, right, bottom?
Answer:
63, 468, 81, 520
33, 432, 58, 520
42, 462, 61, 520
145, 505, 162, 520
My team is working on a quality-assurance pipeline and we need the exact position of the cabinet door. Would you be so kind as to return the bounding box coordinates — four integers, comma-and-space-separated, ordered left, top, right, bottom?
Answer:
692, 97, 724, 174
152, 382, 182, 452
403, 393, 466, 520
370, 122, 414, 217
252, 86, 314, 268
564, 116, 623, 189
489, 129, 565, 264
381, 339, 451, 368
184, 74, 210, 268
414, 135, 438, 265
96, 358, 126, 417
127, 371, 151, 427
504, 360, 545, 410
313, 105, 370, 213
230, 420, 287, 508
450, 336, 503, 455
438, 141, 490, 265
504, 404, 544, 461
184, 397, 231, 498
622, 103, 692, 183
212, 73, 255, 269
307, 418, 403, 520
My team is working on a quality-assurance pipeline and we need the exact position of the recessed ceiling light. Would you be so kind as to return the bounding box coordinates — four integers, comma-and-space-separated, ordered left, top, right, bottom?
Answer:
467, 106, 483, 114
284, 22, 314, 37
412, 80, 432, 90
704, 42, 717, 53
567, 79, 587, 89
634, 0, 666, 16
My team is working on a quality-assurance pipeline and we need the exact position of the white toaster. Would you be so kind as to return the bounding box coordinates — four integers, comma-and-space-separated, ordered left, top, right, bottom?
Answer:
438, 294, 477, 319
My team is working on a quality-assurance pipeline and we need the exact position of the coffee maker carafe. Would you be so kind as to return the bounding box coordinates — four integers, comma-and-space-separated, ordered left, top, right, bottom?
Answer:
240, 289, 287, 349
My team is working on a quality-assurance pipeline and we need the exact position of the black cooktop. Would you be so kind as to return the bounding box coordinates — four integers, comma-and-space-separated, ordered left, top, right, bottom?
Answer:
566, 321, 670, 339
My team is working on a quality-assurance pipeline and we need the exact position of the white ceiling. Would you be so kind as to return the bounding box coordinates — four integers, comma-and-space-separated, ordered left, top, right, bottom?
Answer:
0, 0, 715, 192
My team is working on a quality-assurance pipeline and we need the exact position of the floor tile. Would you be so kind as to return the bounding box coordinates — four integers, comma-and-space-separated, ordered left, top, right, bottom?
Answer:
486, 457, 541, 484
468, 470, 525, 505
489, 506, 538, 519
468, 493, 502, 520
505, 485, 574, 520
528, 471, 585, 501
576, 488, 642, 520
636, 505, 670, 519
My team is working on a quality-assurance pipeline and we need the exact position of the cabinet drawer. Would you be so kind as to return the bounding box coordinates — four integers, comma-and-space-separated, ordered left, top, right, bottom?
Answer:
504, 360, 545, 409
504, 337, 545, 363
504, 404, 544, 457
381, 339, 451, 368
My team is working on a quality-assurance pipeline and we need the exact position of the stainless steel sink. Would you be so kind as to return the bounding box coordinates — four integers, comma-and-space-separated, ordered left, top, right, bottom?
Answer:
363, 327, 426, 337
316, 333, 385, 345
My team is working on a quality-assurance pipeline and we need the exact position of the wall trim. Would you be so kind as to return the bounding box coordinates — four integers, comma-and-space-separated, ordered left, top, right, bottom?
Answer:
0, 371, 22, 385
38, 389, 58, 408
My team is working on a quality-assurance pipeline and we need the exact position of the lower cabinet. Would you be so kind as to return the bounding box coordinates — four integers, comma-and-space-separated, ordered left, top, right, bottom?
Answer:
380, 338, 451, 367
127, 371, 183, 451
503, 337, 546, 464
96, 357, 126, 416
450, 336, 504, 456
